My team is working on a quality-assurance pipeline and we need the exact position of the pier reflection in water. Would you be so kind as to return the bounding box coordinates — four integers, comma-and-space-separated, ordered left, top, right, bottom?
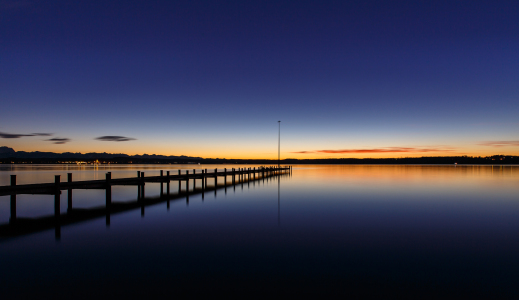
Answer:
1, 164, 519, 298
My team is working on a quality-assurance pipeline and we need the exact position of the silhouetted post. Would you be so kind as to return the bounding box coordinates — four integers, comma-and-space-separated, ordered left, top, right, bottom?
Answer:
140, 172, 145, 199
66, 173, 73, 213
193, 169, 196, 190
215, 168, 218, 187
178, 170, 181, 193
160, 170, 164, 197
224, 169, 227, 194
167, 171, 170, 194
186, 171, 189, 205
186, 170, 189, 193
55, 175, 61, 239
106, 173, 112, 226
10, 175, 16, 224
201, 169, 205, 200
160, 182, 164, 197
106, 172, 112, 206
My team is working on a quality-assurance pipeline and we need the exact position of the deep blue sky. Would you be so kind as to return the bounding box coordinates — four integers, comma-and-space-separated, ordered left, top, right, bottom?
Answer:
1, 0, 518, 158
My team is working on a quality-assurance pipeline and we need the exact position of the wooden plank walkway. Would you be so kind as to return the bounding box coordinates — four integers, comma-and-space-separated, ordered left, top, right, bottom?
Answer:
0, 166, 291, 239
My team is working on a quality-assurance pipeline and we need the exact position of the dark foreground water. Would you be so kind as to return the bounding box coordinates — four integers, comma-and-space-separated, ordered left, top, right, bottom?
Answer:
1, 164, 518, 298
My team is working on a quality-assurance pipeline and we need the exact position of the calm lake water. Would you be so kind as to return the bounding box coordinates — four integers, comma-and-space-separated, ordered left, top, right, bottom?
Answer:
1, 164, 518, 297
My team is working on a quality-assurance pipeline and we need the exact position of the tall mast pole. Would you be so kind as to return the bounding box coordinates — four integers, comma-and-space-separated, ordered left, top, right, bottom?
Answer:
278, 121, 281, 167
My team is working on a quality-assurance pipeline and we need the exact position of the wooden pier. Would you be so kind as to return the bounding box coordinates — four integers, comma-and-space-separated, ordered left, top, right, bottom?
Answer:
0, 166, 291, 238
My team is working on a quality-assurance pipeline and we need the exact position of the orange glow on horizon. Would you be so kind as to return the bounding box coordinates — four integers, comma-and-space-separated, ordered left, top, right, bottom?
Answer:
3, 139, 519, 160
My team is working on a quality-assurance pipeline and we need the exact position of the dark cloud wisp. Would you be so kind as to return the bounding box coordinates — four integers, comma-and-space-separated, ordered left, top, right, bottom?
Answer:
95, 136, 136, 142
0, 131, 52, 138
45, 138, 71, 144
32, 133, 53, 136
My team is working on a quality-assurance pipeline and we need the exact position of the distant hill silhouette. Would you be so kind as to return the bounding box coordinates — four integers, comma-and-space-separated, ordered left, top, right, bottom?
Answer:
0, 146, 15, 154
0, 147, 200, 161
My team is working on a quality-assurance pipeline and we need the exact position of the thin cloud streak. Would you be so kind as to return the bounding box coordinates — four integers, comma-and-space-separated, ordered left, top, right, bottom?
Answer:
0, 132, 33, 138
95, 136, 136, 142
45, 138, 71, 144
479, 141, 519, 147
32, 133, 53, 136
292, 147, 455, 154
0, 131, 52, 138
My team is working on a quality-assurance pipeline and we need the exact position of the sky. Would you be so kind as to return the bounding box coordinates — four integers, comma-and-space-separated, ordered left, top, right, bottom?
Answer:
1, 0, 518, 159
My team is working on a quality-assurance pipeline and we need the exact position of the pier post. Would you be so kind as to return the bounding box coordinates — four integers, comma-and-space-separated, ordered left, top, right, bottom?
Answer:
202, 170, 205, 200
106, 172, 111, 226
10, 175, 16, 224
55, 175, 61, 239
186, 171, 189, 205
106, 172, 112, 206
224, 168, 227, 185
140, 172, 145, 199
160, 182, 163, 197
178, 170, 181, 194
232, 168, 235, 184
167, 171, 170, 194
160, 170, 164, 197
67, 173, 73, 212
186, 170, 189, 193
141, 173, 145, 216
193, 169, 196, 190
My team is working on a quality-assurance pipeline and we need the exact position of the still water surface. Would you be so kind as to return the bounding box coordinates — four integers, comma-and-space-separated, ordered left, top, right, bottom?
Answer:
1, 164, 518, 297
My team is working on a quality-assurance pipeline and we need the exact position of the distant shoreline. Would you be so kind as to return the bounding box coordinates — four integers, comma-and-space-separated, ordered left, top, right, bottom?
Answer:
1, 146, 518, 165
1, 155, 518, 165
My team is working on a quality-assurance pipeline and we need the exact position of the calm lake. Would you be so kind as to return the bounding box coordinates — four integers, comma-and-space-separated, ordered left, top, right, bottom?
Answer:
1, 164, 518, 297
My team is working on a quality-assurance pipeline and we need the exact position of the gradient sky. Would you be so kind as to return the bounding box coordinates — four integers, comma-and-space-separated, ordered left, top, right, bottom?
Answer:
1, 0, 518, 159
